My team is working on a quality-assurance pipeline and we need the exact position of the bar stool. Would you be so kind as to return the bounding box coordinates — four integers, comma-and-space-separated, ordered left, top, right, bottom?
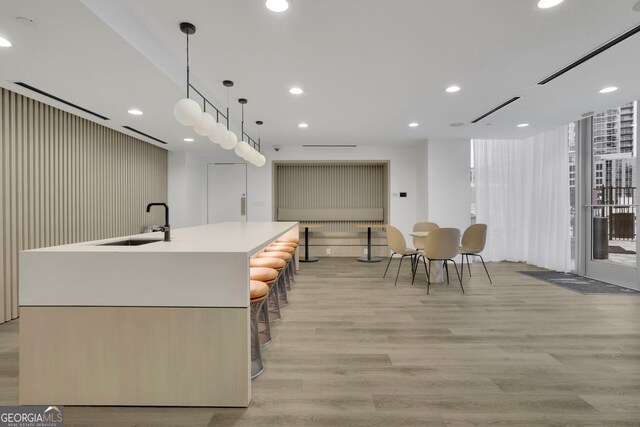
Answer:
267, 244, 298, 277
249, 280, 269, 379
249, 267, 279, 345
277, 237, 299, 244
256, 251, 294, 288
250, 257, 288, 306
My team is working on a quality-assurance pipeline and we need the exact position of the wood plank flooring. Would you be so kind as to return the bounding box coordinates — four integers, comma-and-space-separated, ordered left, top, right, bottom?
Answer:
1, 258, 639, 426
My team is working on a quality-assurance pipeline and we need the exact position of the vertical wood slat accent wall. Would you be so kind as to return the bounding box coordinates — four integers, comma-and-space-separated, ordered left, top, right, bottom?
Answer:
0, 87, 168, 324
275, 163, 387, 231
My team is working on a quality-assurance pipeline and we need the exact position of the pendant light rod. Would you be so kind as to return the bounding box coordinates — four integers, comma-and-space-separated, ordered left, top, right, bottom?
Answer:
179, 22, 196, 98
238, 98, 247, 139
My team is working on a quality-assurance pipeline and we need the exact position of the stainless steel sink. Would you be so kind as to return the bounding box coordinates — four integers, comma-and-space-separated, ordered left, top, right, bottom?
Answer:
98, 239, 163, 246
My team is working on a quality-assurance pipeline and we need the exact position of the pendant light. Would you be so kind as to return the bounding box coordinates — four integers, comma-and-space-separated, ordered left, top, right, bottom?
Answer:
234, 98, 253, 159
209, 80, 234, 145
173, 23, 202, 126
254, 121, 266, 167
219, 81, 238, 150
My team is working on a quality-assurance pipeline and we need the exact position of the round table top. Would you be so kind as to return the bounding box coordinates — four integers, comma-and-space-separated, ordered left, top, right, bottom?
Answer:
354, 223, 387, 229
410, 231, 430, 237
299, 223, 323, 228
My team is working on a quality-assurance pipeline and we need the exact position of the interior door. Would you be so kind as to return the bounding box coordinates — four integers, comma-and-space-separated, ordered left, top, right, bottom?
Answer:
207, 163, 247, 223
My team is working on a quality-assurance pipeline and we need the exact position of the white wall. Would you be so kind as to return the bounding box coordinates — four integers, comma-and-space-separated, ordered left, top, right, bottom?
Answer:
168, 139, 471, 245
426, 139, 471, 234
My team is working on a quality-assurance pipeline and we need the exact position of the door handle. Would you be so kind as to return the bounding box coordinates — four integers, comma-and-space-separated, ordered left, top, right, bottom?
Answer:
240, 197, 246, 216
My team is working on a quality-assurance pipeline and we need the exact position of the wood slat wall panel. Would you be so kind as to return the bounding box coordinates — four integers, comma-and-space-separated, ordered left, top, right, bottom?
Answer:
274, 163, 387, 231
0, 87, 168, 324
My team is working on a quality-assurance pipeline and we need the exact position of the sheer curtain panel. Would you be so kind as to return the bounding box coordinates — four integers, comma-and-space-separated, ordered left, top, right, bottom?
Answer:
474, 126, 571, 272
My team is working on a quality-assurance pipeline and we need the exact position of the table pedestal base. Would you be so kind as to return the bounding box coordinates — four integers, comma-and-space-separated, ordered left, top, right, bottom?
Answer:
357, 256, 381, 263
300, 257, 319, 263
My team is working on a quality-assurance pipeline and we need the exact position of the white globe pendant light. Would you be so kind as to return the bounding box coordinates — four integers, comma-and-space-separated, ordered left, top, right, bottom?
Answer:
220, 130, 238, 150
193, 112, 217, 136
255, 153, 266, 167
234, 140, 252, 158
173, 98, 201, 126
209, 122, 227, 145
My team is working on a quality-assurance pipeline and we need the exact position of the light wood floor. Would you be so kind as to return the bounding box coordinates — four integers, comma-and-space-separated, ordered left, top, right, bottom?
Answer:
1, 258, 639, 426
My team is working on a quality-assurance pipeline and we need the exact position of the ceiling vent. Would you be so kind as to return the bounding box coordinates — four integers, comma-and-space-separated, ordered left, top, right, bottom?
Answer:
302, 144, 358, 148
538, 23, 640, 85
471, 97, 520, 123
122, 126, 168, 145
13, 82, 110, 120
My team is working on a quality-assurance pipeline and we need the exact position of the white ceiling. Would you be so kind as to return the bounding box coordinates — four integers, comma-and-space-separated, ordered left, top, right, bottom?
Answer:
0, 0, 639, 152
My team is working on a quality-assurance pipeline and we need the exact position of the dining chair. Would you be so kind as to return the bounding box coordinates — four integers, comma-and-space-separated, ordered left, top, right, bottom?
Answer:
415, 227, 463, 294
412, 222, 439, 250
383, 225, 419, 286
460, 223, 492, 284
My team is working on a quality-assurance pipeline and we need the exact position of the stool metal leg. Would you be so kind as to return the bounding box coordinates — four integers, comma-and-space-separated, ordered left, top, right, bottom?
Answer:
258, 301, 272, 346
278, 272, 289, 306
268, 281, 282, 321
250, 298, 266, 379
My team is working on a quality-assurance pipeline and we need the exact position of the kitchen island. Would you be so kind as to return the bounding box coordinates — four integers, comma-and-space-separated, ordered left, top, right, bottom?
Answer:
19, 222, 299, 407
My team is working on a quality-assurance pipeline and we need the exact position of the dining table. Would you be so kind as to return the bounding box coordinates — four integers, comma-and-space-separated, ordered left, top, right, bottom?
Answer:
299, 223, 322, 262
354, 223, 386, 263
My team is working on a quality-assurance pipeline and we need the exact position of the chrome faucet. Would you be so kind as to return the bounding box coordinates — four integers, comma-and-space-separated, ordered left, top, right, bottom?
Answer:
146, 203, 170, 242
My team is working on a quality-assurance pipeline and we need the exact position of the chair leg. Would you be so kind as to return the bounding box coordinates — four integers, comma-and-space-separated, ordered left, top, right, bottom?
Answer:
450, 259, 464, 294
394, 256, 404, 286
426, 258, 431, 294
466, 254, 472, 276
478, 255, 492, 284
383, 253, 395, 278
411, 255, 419, 286
444, 260, 450, 284
460, 254, 464, 282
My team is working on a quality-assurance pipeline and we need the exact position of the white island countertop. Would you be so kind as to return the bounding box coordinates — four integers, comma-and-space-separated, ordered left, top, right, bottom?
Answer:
20, 222, 298, 308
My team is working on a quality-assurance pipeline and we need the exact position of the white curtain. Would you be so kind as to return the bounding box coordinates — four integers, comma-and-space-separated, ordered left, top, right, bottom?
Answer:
474, 126, 571, 272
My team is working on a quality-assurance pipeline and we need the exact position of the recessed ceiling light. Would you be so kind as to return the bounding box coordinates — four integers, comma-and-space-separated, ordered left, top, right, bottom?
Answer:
450, 122, 465, 128
446, 86, 461, 93
266, 0, 289, 12
0, 36, 12, 48
517, 123, 529, 127
298, 123, 309, 128
408, 122, 419, 127
289, 87, 303, 95
184, 138, 194, 142
128, 109, 143, 115
599, 86, 618, 94
537, 0, 564, 9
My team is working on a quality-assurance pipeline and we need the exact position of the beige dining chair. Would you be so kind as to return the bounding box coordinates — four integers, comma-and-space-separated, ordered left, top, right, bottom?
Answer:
412, 222, 439, 250
414, 227, 463, 294
383, 225, 419, 286
460, 223, 492, 284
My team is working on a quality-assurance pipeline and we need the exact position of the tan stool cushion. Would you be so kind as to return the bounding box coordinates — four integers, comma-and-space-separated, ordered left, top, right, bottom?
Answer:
277, 237, 300, 244
250, 280, 269, 300
249, 267, 278, 283
250, 257, 286, 269
266, 245, 295, 254
256, 251, 292, 261
272, 241, 297, 247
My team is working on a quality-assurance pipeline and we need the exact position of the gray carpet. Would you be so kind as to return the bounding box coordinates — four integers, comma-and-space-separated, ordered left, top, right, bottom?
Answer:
518, 271, 640, 295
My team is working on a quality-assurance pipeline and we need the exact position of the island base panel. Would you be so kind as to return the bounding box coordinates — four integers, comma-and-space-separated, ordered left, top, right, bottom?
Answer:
19, 306, 250, 407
